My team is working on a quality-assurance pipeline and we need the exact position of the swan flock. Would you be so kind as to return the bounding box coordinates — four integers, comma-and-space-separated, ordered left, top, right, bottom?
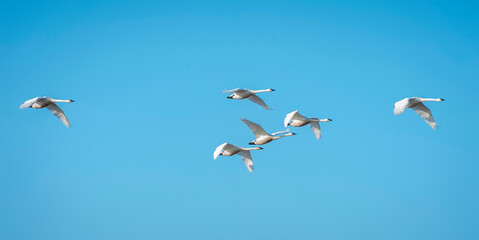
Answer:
19, 92, 445, 173
214, 92, 444, 172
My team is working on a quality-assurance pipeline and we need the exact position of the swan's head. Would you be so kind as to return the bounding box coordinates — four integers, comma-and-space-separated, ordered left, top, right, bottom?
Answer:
248, 140, 256, 145
268, 88, 275, 92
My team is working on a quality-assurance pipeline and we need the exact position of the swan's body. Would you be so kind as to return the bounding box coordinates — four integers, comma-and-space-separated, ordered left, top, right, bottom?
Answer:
20, 97, 74, 128
284, 110, 332, 139
223, 88, 275, 110
241, 118, 295, 145
214, 143, 262, 172
393, 97, 444, 129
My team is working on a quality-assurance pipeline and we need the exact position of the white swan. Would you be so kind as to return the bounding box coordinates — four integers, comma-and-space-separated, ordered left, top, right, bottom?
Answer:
394, 97, 444, 129
241, 118, 295, 145
214, 143, 263, 172
223, 88, 275, 110
20, 97, 74, 128
284, 110, 332, 139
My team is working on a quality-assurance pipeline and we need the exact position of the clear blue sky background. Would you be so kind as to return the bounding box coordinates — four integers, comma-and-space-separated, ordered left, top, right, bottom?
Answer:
1, 0, 478, 239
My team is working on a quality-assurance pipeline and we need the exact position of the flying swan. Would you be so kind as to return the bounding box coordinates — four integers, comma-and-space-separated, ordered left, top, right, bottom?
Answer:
241, 118, 295, 145
223, 88, 275, 110
20, 97, 74, 128
214, 143, 263, 172
393, 97, 444, 129
284, 110, 332, 139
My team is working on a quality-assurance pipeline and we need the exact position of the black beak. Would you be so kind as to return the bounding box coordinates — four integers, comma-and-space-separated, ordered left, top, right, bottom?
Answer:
226, 96, 233, 99
70, 99, 75, 102
249, 142, 255, 145
328, 118, 333, 121
270, 89, 276, 91
259, 147, 263, 150
292, 133, 297, 135
440, 98, 445, 101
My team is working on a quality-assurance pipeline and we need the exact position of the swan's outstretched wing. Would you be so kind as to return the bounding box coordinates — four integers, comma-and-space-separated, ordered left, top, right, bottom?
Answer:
238, 150, 254, 172
247, 95, 270, 110
309, 122, 321, 139
19, 97, 39, 109
222, 88, 240, 93
214, 143, 229, 160
241, 118, 269, 138
46, 103, 71, 128
284, 111, 297, 127
284, 110, 306, 127
412, 103, 437, 129
394, 98, 409, 115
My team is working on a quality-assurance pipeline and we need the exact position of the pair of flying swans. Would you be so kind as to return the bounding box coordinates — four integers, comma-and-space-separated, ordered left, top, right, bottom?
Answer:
223, 88, 275, 110
393, 97, 444, 129
284, 110, 332, 139
214, 118, 295, 172
20, 97, 74, 128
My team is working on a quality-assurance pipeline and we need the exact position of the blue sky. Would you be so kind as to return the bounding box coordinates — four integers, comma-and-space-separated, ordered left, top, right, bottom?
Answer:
1, 0, 478, 239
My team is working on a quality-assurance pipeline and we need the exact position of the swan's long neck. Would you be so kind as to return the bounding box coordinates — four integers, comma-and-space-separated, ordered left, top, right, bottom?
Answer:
251, 89, 274, 93
243, 147, 262, 151
271, 129, 290, 135
309, 118, 332, 122
273, 132, 295, 139
419, 98, 444, 102
52, 99, 74, 103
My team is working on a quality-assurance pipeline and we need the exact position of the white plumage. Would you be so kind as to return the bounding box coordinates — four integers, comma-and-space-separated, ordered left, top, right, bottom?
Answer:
393, 97, 444, 129
223, 88, 275, 110
20, 97, 74, 128
241, 118, 295, 145
214, 143, 262, 172
284, 110, 332, 139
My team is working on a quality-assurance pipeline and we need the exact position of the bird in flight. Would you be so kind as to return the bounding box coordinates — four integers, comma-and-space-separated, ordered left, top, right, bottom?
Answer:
241, 118, 295, 145
214, 142, 263, 172
223, 88, 275, 110
284, 110, 332, 139
393, 97, 444, 129
20, 97, 75, 128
